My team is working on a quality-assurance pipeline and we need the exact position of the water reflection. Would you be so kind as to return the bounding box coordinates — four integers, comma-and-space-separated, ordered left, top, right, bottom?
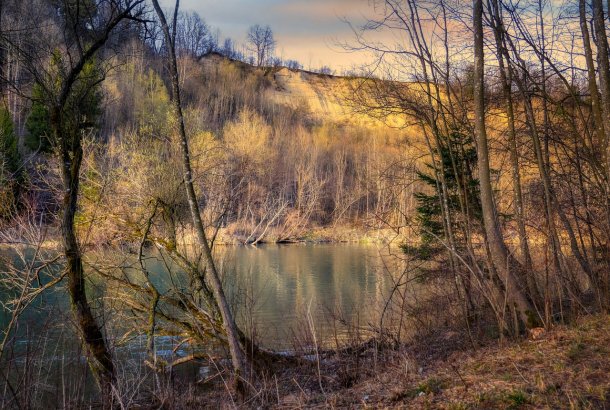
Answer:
221, 244, 392, 349
1, 244, 394, 352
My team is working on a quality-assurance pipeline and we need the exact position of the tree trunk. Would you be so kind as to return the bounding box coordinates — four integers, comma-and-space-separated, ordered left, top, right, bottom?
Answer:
580, 0, 610, 273
488, 0, 540, 304
580, 0, 607, 153
591, 0, 610, 309
52, 108, 115, 400
592, 0, 610, 175
473, 0, 536, 330
496, 1, 593, 299
150, 0, 251, 392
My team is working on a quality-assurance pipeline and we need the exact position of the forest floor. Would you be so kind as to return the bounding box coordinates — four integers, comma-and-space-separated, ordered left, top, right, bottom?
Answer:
272, 314, 610, 409
188, 314, 610, 409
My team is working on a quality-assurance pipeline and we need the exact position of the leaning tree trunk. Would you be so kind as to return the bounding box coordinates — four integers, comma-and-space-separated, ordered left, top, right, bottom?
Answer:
473, 0, 536, 330
150, 0, 251, 392
52, 108, 115, 399
5, 0, 145, 403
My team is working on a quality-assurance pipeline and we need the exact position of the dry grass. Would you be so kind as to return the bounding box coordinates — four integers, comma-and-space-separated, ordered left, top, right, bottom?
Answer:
284, 314, 610, 409
147, 315, 610, 409
5, 312, 607, 408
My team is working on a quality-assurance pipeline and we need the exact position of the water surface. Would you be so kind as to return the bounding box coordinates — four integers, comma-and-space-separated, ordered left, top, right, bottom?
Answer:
225, 243, 392, 349
1, 243, 394, 354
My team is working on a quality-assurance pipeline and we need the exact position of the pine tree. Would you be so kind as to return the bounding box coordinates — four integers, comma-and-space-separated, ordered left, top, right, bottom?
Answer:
402, 130, 481, 260
0, 106, 20, 174
25, 83, 53, 152
25, 58, 102, 152
0, 106, 21, 218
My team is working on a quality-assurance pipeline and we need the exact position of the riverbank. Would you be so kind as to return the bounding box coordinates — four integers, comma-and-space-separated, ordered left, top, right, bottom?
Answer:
188, 314, 610, 408
196, 224, 400, 246
302, 314, 610, 408
0, 223, 400, 249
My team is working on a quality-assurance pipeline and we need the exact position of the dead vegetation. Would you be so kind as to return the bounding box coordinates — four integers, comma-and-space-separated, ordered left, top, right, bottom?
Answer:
78, 314, 605, 409
190, 314, 608, 409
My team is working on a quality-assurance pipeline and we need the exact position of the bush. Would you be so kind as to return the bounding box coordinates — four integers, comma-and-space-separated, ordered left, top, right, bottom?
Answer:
0, 107, 21, 218
25, 84, 52, 152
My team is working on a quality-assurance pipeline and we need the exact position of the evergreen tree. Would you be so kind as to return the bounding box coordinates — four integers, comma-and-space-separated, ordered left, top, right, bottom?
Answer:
402, 130, 481, 260
25, 83, 53, 152
0, 106, 20, 218
25, 58, 102, 152
0, 106, 20, 174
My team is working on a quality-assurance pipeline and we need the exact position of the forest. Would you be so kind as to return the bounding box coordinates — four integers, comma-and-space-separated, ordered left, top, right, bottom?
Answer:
0, 0, 609, 408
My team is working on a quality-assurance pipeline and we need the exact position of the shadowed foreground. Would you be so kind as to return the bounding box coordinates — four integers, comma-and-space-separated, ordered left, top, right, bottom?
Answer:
183, 314, 609, 408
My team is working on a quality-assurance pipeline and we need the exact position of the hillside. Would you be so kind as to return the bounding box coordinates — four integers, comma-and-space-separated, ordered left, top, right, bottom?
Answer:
74, 52, 422, 246
200, 52, 410, 129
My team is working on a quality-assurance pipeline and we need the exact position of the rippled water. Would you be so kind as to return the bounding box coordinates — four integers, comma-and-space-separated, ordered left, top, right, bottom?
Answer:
1, 243, 395, 355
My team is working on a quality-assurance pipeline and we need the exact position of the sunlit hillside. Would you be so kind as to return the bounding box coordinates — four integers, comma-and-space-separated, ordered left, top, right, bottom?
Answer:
74, 51, 424, 247
199, 52, 410, 129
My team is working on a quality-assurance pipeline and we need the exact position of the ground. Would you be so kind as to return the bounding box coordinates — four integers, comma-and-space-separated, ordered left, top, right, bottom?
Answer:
269, 314, 610, 409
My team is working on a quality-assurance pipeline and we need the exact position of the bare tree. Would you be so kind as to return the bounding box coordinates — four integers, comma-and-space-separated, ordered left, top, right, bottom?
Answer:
150, 0, 252, 394
317, 65, 334, 75
221, 37, 236, 58
285, 59, 302, 70
1, 0, 146, 400
473, 0, 536, 329
246, 24, 276, 67
589, 0, 610, 308
175, 10, 214, 58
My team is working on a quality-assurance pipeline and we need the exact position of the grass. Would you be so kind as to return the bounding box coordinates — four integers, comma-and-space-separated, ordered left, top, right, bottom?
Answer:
505, 389, 529, 408
266, 314, 610, 409
155, 313, 610, 408
6, 309, 607, 408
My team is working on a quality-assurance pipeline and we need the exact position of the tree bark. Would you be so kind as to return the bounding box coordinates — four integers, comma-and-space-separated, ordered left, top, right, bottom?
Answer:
52, 107, 115, 400
591, 0, 610, 309
592, 0, 610, 176
150, 0, 251, 392
488, 0, 540, 304
473, 0, 536, 330
580, 0, 607, 154
495, 0, 594, 299
31, 1, 146, 401
580, 0, 610, 266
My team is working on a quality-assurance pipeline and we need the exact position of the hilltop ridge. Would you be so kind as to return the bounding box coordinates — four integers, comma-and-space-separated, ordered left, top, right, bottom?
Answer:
199, 52, 408, 128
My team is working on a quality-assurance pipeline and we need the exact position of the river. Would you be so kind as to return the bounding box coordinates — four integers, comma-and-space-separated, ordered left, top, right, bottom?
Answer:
1, 243, 399, 360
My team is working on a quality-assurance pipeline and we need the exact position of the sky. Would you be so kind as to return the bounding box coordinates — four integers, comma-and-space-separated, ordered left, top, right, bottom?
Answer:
162, 0, 380, 72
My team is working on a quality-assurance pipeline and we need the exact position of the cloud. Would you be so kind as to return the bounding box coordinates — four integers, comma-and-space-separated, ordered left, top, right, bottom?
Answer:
162, 0, 379, 70
274, 0, 370, 22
